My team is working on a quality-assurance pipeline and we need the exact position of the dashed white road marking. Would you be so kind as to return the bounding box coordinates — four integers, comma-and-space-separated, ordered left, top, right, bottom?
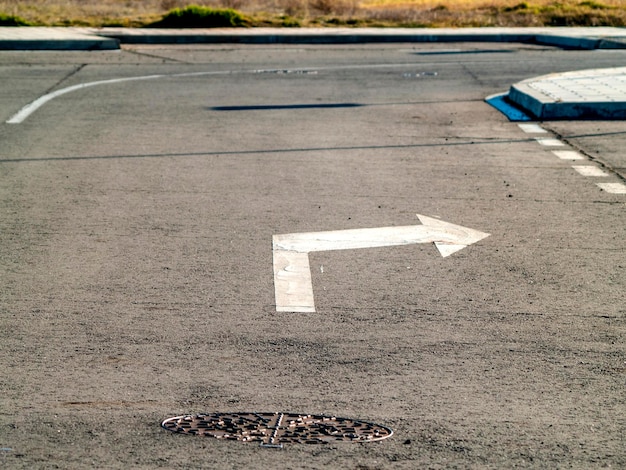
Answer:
596, 182, 626, 194
572, 165, 609, 177
518, 123, 547, 133
272, 214, 490, 313
534, 137, 565, 147
530, 131, 624, 198
552, 150, 585, 160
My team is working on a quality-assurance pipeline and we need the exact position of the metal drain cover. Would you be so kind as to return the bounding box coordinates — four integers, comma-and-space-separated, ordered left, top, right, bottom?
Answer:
162, 412, 393, 445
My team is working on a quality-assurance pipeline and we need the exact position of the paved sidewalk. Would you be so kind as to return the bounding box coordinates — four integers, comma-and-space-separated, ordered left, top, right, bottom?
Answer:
1, 26, 626, 120
0, 26, 119, 50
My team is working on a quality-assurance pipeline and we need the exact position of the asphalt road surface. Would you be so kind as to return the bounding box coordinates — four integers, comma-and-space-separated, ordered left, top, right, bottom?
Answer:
1, 42, 625, 468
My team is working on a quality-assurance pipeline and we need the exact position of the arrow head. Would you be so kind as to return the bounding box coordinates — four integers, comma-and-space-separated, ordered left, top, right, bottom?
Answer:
416, 214, 490, 257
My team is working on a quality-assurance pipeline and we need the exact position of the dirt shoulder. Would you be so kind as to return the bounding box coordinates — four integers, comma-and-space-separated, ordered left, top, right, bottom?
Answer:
1, 0, 625, 28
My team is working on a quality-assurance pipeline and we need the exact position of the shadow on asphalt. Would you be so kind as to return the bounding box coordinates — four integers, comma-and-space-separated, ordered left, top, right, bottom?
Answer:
210, 103, 364, 111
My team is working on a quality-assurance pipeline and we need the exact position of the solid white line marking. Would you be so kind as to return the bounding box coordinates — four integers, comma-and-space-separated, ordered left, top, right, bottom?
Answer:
572, 166, 608, 177
6, 62, 428, 124
518, 123, 547, 133
597, 182, 626, 194
534, 137, 564, 147
6, 69, 245, 124
272, 214, 490, 313
552, 150, 585, 160
7, 75, 164, 124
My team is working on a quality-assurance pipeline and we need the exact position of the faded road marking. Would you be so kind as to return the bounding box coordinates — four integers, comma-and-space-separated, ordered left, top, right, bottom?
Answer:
597, 182, 626, 194
553, 150, 585, 160
535, 137, 564, 147
572, 166, 608, 177
518, 123, 547, 133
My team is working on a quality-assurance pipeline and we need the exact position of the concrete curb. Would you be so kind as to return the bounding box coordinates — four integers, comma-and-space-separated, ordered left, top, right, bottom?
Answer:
89, 27, 538, 46
0, 39, 119, 50
85, 26, 626, 50
2, 26, 626, 51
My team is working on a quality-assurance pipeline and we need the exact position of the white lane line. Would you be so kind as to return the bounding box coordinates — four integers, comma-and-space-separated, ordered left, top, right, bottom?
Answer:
534, 137, 565, 147
597, 182, 626, 194
7, 75, 163, 124
6, 62, 429, 124
6, 69, 242, 124
272, 214, 490, 313
572, 166, 609, 177
552, 150, 585, 160
518, 123, 547, 133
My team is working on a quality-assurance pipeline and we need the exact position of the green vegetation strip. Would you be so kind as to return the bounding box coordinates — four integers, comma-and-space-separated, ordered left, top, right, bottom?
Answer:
148, 6, 249, 28
0, 13, 31, 26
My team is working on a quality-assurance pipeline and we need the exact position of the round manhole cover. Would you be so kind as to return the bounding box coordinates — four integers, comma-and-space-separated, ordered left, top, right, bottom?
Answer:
162, 412, 393, 445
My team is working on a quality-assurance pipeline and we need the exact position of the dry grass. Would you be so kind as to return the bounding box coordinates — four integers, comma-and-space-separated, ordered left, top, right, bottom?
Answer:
0, 0, 625, 27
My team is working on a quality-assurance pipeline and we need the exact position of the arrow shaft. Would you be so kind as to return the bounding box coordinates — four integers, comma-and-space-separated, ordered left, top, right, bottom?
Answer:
273, 225, 457, 253
273, 250, 315, 313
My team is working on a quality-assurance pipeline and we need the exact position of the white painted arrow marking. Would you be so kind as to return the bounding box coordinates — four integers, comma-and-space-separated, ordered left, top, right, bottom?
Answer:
272, 214, 490, 313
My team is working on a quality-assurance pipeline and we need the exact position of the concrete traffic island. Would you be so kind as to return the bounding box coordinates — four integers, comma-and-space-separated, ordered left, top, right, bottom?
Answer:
507, 67, 626, 120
